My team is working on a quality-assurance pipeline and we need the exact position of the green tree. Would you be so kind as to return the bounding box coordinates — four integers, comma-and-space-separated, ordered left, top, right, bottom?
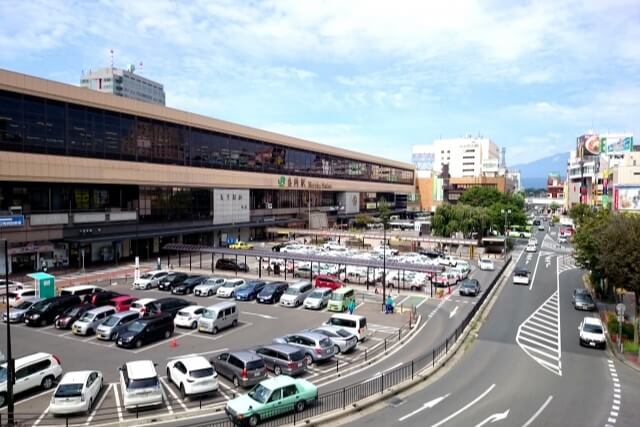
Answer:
458, 187, 505, 208
353, 213, 373, 228
572, 209, 610, 296
569, 204, 593, 227
549, 201, 560, 213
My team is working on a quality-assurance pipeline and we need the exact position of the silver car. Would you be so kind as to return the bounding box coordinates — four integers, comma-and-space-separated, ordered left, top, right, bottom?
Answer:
95, 311, 140, 341
3, 298, 42, 323
194, 277, 226, 297
304, 288, 332, 310
273, 332, 336, 365
309, 326, 358, 354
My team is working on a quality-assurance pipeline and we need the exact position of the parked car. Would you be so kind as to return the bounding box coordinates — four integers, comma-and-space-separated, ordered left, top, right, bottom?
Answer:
235, 280, 267, 301
7, 287, 36, 307
166, 356, 219, 398
174, 305, 206, 329
3, 298, 42, 323
212, 351, 267, 388
449, 266, 469, 281
119, 360, 163, 410
0, 352, 63, 406
572, 288, 590, 304
573, 293, 596, 311
257, 282, 288, 304
314, 275, 344, 291
273, 332, 336, 366
194, 277, 227, 297
478, 258, 495, 271
439, 255, 458, 267
49, 370, 103, 415
217, 279, 246, 298
96, 311, 140, 341
252, 344, 307, 376
271, 242, 287, 252
280, 281, 314, 308
578, 317, 606, 349
432, 272, 458, 287
308, 326, 358, 354
459, 279, 481, 296
229, 241, 254, 250
303, 288, 332, 310
513, 269, 531, 286
133, 270, 169, 290
60, 285, 103, 297
148, 298, 191, 318
225, 376, 318, 427
72, 305, 117, 336
172, 276, 207, 295
327, 287, 355, 312
130, 298, 157, 317
158, 272, 188, 291
215, 258, 249, 272
116, 313, 174, 349
110, 295, 137, 312
84, 290, 121, 307
324, 314, 368, 341
198, 302, 238, 334
54, 303, 96, 329
25, 295, 82, 327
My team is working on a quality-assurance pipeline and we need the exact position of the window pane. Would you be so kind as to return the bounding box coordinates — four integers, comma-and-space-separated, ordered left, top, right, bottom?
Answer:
46, 100, 66, 155
0, 90, 23, 151
23, 96, 46, 154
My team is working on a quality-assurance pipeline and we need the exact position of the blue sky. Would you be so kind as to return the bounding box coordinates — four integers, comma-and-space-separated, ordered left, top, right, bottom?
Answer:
1, 0, 639, 166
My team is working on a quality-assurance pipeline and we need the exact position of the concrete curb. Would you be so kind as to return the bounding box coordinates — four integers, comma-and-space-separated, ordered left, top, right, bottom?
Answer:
301, 257, 514, 426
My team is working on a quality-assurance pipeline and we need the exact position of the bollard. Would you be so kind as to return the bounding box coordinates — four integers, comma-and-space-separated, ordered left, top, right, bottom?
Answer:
200, 396, 202, 409
433, 349, 435, 367
384, 338, 387, 352
136, 405, 139, 418
336, 359, 339, 373
66, 416, 69, 427
411, 360, 414, 380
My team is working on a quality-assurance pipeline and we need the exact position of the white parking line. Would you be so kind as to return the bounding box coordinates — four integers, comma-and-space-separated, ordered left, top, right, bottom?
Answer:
161, 383, 174, 414
166, 348, 229, 361
86, 383, 112, 426
0, 389, 53, 411
160, 377, 188, 411
113, 383, 123, 423
31, 404, 49, 427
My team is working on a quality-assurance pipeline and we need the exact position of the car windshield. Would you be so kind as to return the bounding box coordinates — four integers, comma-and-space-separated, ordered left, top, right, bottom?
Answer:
128, 377, 158, 389
262, 284, 278, 292
576, 295, 594, 303
515, 271, 529, 277
462, 281, 477, 288
237, 284, 251, 292
189, 367, 214, 378
127, 321, 145, 333
103, 315, 120, 327
0, 366, 6, 383
222, 283, 237, 289
140, 273, 153, 279
332, 329, 351, 338
201, 309, 216, 319
284, 288, 300, 295
63, 306, 82, 316
248, 383, 272, 404
80, 312, 94, 322
308, 291, 324, 299
31, 300, 52, 312
15, 301, 33, 309
583, 324, 603, 334
330, 293, 345, 301
54, 383, 83, 398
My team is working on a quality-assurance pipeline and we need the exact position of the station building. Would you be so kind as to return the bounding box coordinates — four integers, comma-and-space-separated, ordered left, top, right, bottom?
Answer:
0, 69, 415, 273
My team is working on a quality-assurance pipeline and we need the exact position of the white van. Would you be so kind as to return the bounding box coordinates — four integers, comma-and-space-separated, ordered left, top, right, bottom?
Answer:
59, 285, 103, 297
119, 360, 163, 410
198, 302, 238, 334
324, 313, 368, 341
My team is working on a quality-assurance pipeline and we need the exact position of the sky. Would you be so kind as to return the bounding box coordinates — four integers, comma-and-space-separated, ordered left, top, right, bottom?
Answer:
1, 0, 639, 166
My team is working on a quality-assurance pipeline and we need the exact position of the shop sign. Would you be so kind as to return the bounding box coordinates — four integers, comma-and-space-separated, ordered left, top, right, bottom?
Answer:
8, 242, 54, 256
276, 176, 332, 190
0, 215, 24, 228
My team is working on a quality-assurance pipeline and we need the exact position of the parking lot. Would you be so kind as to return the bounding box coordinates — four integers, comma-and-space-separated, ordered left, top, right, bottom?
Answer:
0, 272, 418, 427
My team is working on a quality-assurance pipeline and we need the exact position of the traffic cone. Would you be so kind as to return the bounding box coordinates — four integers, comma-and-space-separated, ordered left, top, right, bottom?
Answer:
448, 286, 451, 295
170, 338, 178, 348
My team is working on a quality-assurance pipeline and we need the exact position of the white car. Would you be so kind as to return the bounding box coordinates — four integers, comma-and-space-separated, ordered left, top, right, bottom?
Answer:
558, 235, 568, 244
216, 279, 245, 298
133, 270, 169, 290
513, 269, 530, 285
525, 243, 537, 253
0, 353, 63, 406
130, 298, 157, 317
166, 356, 219, 398
174, 305, 206, 329
439, 256, 458, 267
119, 360, 163, 410
478, 258, 495, 271
7, 287, 36, 307
49, 370, 103, 415
194, 277, 226, 297
579, 317, 606, 349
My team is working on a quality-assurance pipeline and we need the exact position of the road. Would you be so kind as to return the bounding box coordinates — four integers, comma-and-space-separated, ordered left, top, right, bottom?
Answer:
348, 230, 640, 427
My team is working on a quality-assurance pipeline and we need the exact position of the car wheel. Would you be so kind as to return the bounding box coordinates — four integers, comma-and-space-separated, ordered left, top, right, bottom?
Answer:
41, 375, 54, 390
0, 392, 7, 407
135, 340, 142, 348
334, 345, 341, 354
40, 318, 47, 327
233, 376, 240, 387
87, 397, 93, 414
208, 290, 213, 296
164, 330, 171, 339
274, 365, 282, 376
191, 321, 198, 329
304, 354, 313, 366
248, 414, 259, 427
232, 319, 238, 327
180, 384, 186, 399
213, 326, 219, 335
167, 368, 172, 383
295, 400, 306, 412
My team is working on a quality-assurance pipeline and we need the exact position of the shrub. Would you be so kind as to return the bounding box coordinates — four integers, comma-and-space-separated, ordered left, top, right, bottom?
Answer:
607, 317, 635, 340
623, 341, 639, 353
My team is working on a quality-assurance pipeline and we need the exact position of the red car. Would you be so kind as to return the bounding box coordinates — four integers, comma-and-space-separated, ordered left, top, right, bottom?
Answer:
314, 275, 344, 291
110, 295, 137, 312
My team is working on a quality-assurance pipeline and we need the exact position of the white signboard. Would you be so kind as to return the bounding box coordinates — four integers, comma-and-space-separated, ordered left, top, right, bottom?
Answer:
213, 189, 250, 225
345, 192, 360, 214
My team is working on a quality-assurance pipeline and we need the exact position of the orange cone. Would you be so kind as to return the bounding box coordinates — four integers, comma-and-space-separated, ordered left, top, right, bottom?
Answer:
170, 338, 178, 348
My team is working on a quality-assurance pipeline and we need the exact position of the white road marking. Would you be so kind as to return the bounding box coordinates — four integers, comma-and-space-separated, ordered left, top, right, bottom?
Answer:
474, 409, 510, 427
397, 295, 411, 306
398, 393, 450, 422
160, 377, 188, 411
416, 297, 429, 309
431, 384, 496, 427
166, 348, 229, 360
529, 252, 541, 290
0, 389, 53, 412
86, 383, 112, 426
161, 382, 174, 414
242, 311, 277, 320
449, 306, 459, 319
113, 382, 123, 423
32, 404, 49, 427
522, 395, 553, 427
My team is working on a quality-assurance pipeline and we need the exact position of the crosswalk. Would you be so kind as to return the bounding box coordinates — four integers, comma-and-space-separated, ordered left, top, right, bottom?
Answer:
541, 234, 573, 254
516, 290, 562, 376
558, 254, 579, 273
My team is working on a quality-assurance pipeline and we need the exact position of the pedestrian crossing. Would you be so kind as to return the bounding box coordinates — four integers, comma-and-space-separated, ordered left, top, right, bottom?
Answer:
516, 290, 562, 376
541, 234, 573, 254
557, 254, 579, 273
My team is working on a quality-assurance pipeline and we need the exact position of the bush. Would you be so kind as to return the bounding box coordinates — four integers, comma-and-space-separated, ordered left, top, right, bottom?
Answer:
607, 317, 635, 340
623, 341, 639, 353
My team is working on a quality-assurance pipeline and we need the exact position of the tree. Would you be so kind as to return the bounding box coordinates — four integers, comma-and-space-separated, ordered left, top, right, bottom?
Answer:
569, 204, 593, 227
573, 209, 610, 294
549, 201, 560, 213
458, 187, 505, 208
353, 214, 373, 228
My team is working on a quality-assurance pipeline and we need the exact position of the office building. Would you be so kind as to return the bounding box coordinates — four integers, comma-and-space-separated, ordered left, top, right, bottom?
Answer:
80, 66, 166, 105
412, 136, 500, 178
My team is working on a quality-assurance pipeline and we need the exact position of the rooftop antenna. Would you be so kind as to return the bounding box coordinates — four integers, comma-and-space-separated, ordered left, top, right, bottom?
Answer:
139, 61, 144, 75
110, 49, 114, 69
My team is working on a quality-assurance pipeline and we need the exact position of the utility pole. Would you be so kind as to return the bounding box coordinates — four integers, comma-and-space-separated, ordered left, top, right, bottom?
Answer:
501, 209, 511, 254
3, 239, 15, 425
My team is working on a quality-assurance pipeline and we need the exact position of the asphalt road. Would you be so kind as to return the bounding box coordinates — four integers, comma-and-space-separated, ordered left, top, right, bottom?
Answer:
347, 230, 640, 427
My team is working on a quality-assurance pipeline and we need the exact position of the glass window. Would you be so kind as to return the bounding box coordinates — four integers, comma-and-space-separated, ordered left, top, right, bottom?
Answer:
87, 108, 104, 158
0, 90, 23, 151
68, 105, 88, 156
104, 111, 121, 160
23, 96, 46, 154
46, 100, 66, 155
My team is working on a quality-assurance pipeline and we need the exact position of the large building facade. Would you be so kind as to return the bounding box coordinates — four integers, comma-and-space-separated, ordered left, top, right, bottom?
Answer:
412, 136, 500, 178
0, 69, 414, 273
80, 66, 166, 105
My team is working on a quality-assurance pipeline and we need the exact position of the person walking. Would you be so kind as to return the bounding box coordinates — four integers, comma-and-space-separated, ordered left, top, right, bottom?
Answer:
347, 299, 356, 315
385, 295, 394, 314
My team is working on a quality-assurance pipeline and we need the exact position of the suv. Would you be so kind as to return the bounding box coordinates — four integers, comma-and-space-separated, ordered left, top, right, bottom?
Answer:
212, 351, 267, 388
119, 360, 163, 410
24, 295, 82, 327
280, 281, 313, 307
215, 258, 249, 272
578, 317, 606, 349
158, 272, 188, 291
0, 352, 63, 406
116, 313, 175, 349
314, 275, 344, 291
149, 298, 191, 318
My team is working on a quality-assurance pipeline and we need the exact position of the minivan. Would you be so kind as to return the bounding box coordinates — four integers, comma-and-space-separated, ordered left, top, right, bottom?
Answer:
252, 344, 306, 376
0, 352, 63, 406
324, 313, 368, 341
96, 311, 140, 341
116, 313, 174, 349
72, 305, 117, 335
60, 285, 103, 297
327, 287, 355, 312
280, 281, 313, 307
24, 295, 82, 326
198, 302, 238, 334
212, 351, 267, 388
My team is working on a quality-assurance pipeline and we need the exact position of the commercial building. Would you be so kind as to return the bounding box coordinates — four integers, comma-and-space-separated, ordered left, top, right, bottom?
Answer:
80, 66, 166, 105
412, 136, 500, 178
546, 173, 564, 199
612, 152, 640, 212
0, 68, 414, 274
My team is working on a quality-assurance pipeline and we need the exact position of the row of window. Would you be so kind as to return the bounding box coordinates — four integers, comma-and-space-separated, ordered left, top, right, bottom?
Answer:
0, 90, 412, 184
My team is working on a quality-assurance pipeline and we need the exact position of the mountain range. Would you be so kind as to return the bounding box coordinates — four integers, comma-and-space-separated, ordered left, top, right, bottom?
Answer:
512, 152, 569, 189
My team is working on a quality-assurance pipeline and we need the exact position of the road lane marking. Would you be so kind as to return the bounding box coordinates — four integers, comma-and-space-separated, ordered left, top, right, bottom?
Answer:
398, 393, 450, 422
449, 306, 459, 319
32, 403, 49, 426
522, 395, 553, 427
242, 311, 277, 319
166, 348, 229, 360
86, 383, 112, 426
474, 409, 509, 427
529, 252, 541, 290
160, 377, 188, 411
416, 297, 429, 309
113, 382, 123, 423
431, 384, 496, 427
0, 389, 53, 412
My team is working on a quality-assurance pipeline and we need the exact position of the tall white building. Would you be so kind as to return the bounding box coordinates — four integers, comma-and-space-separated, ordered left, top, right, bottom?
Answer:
412, 136, 500, 177
80, 66, 165, 105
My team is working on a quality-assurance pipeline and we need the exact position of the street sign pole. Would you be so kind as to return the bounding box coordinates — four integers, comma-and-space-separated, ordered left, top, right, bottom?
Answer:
616, 302, 626, 352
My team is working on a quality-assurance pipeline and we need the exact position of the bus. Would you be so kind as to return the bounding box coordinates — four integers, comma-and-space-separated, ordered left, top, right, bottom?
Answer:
508, 225, 533, 239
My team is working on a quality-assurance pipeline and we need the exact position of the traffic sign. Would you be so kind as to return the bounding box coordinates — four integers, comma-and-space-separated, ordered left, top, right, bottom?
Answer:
616, 303, 626, 317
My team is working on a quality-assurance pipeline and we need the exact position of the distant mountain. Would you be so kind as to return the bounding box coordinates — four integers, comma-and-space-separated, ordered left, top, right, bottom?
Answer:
512, 152, 569, 189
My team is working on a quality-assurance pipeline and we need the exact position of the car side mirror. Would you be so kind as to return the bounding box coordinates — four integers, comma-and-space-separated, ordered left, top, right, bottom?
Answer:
154, 362, 158, 367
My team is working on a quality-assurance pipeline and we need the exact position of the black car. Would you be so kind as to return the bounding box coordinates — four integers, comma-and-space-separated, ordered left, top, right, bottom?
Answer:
84, 290, 121, 306
54, 303, 96, 329
158, 272, 189, 291
235, 280, 267, 301
24, 295, 82, 327
148, 297, 191, 318
256, 282, 289, 304
171, 275, 206, 295
215, 258, 249, 272
271, 243, 287, 252
116, 313, 174, 349
459, 279, 481, 297
574, 293, 596, 311
419, 249, 444, 259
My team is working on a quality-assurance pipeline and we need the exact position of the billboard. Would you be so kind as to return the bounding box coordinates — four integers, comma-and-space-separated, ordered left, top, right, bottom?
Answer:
577, 134, 601, 156
614, 186, 640, 211
600, 135, 633, 155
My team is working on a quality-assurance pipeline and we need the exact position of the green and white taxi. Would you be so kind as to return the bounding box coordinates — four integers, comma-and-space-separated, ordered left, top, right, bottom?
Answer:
225, 375, 317, 426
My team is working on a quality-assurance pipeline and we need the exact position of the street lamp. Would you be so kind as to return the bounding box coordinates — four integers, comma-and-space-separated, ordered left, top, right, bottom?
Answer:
2, 239, 15, 425
501, 209, 511, 254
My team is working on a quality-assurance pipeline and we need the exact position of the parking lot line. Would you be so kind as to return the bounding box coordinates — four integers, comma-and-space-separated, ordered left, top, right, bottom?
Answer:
160, 377, 188, 411
112, 383, 123, 423
161, 383, 174, 414
0, 389, 53, 412
166, 348, 229, 361
31, 404, 49, 427
187, 321, 254, 343
85, 383, 112, 426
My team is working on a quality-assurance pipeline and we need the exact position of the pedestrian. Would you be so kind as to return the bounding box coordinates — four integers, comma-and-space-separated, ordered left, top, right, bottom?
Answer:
385, 295, 394, 314
347, 299, 356, 315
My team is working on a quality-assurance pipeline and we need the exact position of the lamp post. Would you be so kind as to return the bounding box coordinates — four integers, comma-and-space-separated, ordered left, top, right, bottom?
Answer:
501, 209, 511, 254
3, 239, 15, 425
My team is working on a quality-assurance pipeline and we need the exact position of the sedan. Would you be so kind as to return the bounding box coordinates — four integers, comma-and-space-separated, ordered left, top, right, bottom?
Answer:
256, 282, 288, 304
573, 293, 596, 311
459, 279, 481, 297
49, 370, 103, 415
54, 303, 96, 330
234, 280, 267, 301
308, 326, 358, 354
172, 276, 207, 295
229, 241, 254, 250
166, 356, 218, 398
